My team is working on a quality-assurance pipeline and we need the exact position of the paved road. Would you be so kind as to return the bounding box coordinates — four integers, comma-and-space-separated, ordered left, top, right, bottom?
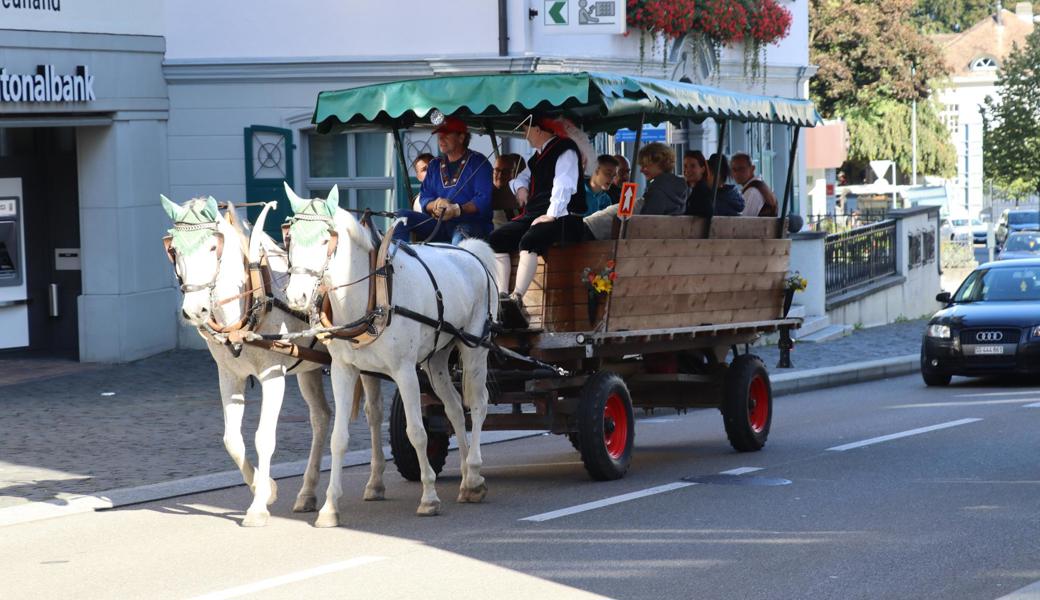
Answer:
3, 373, 1039, 600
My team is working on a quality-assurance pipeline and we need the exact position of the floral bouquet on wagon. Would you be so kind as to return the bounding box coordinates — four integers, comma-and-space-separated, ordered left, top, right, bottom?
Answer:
582, 260, 617, 325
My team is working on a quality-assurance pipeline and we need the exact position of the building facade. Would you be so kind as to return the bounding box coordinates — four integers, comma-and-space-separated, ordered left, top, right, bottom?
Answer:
931, 3, 1036, 219
0, 1, 173, 361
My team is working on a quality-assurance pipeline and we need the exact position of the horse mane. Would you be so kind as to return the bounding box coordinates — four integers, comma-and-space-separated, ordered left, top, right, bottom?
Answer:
333, 208, 374, 253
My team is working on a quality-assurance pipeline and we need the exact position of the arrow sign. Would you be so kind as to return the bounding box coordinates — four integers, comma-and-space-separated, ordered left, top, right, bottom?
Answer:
546, 0, 568, 24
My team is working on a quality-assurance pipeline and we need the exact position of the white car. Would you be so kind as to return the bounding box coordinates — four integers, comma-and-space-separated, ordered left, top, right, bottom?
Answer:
948, 218, 983, 242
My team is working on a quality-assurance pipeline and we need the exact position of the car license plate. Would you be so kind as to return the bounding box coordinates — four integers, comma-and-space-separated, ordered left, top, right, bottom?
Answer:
975, 345, 1004, 355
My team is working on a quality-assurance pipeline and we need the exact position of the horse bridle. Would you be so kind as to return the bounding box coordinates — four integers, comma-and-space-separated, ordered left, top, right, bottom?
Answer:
281, 210, 341, 317
162, 222, 226, 296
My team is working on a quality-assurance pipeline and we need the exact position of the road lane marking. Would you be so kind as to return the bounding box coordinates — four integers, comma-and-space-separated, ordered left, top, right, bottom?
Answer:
826, 418, 982, 452
955, 390, 1039, 398
719, 467, 763, 476
995, 578, 1040, 599
520, 482, 696, 522
1025, 402, 1040, 408
187, 556, 387, 600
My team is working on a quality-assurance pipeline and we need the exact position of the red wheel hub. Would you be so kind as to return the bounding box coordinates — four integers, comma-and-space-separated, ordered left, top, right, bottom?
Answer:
603, 392, 629, 459
748, 375, 769, 433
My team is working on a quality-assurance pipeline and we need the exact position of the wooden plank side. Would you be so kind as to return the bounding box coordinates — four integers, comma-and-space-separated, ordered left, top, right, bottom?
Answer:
608, 290, 784, 317
612, 273, 785, 297
625, 216, 709, 239
709, 216, 784, 239
616, 238, 789, 259
607, 307, 781, 331
614, 255, 790, 277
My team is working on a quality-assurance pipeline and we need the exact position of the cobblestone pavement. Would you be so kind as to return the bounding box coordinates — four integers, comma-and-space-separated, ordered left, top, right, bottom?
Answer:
0, 320, 927, 510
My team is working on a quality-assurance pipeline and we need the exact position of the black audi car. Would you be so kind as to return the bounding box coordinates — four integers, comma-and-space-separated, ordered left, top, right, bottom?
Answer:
921, 258, 1040, 386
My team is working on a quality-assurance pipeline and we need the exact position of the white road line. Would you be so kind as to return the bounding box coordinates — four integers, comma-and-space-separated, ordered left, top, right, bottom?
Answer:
1025, 402, 1040, 408
719, 467, 763, 476
890, 398, 1040, 409
995, 578, 1040, 599
187, 556, 387, 600
956, 390, 1039, 398
520, 482, 696, 522
826, 418, 982, 452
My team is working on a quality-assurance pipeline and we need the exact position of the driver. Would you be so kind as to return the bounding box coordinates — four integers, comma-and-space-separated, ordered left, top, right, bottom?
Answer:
490, 114, 587, 327
394, 117, 492, 244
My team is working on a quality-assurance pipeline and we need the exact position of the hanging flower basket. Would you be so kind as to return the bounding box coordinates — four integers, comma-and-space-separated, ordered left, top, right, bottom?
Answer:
626, 0, 792, 76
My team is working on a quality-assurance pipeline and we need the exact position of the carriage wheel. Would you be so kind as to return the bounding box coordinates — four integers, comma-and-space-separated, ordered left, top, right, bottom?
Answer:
721, 354, 772, 452
576, 371, 635, 481
389, 391, 450, 482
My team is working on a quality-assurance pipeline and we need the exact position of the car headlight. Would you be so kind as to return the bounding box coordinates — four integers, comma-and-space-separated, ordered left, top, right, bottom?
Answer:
927, 324, 951, 339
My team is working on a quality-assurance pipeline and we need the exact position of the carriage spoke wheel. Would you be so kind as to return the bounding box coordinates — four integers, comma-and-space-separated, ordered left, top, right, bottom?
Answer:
722, 354, 772, 452
576, 372, 634, 481
389, 391, 450, 482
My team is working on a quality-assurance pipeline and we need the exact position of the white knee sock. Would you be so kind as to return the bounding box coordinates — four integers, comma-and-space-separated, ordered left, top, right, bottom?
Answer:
513, 251, 538, 297
494, 253, 512, 296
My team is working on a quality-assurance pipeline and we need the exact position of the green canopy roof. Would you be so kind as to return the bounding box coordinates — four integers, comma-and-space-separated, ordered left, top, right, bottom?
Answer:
312, 71, 820, 134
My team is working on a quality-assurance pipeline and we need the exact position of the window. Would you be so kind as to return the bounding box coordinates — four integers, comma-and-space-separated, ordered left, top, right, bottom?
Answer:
970, 56, 998, 71
303, 131, 396, 224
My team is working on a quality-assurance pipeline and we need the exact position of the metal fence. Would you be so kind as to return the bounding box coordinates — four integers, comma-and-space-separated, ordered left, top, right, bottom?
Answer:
825, 219, 898, 296
807, 211, 890, 234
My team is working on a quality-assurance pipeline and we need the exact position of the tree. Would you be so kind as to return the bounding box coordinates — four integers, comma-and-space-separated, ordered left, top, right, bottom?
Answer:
810, 0, 956, 178
912, 0, 992, 34
981, 28, 1040, 199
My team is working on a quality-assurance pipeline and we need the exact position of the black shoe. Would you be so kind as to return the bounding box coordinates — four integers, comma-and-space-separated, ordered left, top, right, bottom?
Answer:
498, 293, 530, 330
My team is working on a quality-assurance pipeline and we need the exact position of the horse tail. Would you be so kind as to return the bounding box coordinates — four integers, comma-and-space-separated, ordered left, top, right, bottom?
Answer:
458, 238, 500, 319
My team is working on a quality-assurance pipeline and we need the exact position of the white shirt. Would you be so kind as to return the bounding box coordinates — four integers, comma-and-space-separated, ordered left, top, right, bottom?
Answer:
509, 137, 579, 218
740, 178, 766, 217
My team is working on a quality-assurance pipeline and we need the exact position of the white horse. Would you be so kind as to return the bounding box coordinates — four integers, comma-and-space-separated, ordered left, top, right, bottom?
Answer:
270, 183, 497, 525
160, 195, 381, 527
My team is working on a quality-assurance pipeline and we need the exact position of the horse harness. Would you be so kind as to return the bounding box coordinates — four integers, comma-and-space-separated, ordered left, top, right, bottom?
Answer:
163, 217, 330, 369
279, 208, 496, 364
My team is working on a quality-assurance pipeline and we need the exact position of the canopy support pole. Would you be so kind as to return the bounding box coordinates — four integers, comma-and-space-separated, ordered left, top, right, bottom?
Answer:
779, 125, 801, 239
392, 126, 413, 203
710, 119, 729, 217
484, 121, 501, 158
629, 113, 646, 180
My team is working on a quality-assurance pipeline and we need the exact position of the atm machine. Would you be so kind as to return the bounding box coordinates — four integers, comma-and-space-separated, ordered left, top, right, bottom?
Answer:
0, 178, 28, 349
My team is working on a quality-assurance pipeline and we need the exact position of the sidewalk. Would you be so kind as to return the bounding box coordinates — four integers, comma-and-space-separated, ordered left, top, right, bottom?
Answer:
0, 319, 927, 512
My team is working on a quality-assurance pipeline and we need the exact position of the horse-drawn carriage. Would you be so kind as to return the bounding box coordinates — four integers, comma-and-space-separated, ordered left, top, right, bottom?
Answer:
305, 72, 817, 482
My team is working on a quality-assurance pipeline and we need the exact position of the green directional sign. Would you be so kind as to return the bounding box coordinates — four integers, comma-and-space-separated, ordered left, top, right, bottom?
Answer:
545, 0, 568, 25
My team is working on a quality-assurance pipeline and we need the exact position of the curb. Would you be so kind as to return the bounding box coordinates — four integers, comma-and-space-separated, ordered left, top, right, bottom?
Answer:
1, 356, 921, 528
771, 354, 920, 396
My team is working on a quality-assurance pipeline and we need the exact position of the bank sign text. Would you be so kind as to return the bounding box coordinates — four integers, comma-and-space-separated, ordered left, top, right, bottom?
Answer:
0, 65, 95, 103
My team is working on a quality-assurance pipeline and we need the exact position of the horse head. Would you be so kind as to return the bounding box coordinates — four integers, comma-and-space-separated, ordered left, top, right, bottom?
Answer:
281, 183, 372, 313
160, 194, 245, 326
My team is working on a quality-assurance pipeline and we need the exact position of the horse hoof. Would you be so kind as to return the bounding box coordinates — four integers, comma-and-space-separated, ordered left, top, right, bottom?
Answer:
314, 511, 340, 528
416, 500, 441, 516
292, 495, 317, 513
363, 484, 385, 501
241, 511, 269, 527
458, 482, 488, 503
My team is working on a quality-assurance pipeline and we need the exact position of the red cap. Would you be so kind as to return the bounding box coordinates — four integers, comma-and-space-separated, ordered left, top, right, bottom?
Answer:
533, 115, 569, 138
432, 116, 468, 135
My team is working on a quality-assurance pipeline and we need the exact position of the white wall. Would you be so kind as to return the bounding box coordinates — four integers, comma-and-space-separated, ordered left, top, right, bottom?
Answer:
0, 0, 164, 36
165, 0, 499, 61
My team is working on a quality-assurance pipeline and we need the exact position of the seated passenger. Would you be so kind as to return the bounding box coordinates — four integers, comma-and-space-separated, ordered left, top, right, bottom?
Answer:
491, 153, 526, 228
584, 154, 620, 216
705, 153, 745, 217
731, 152, 778, 217
393, 117, 492, 244
410, 153, 435, 211
606, 154, 630, 203
490, 114, 587, 326
637, 142, 686, 215
683, 150, 713, 218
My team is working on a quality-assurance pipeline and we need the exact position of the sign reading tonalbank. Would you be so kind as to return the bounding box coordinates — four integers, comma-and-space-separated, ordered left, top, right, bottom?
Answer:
0, 65, 95, 103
